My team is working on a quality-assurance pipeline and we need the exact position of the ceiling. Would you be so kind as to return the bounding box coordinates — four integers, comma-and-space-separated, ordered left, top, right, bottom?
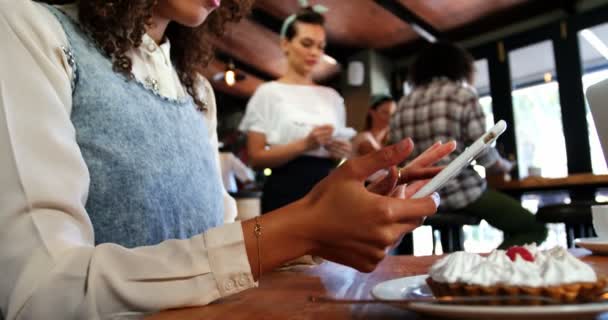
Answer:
397, 0, 528, 31
203, 0, 579, 97
255, 0, 418, 48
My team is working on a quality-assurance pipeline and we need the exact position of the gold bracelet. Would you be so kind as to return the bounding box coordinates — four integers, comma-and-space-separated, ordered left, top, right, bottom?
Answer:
253, 216, 262, 281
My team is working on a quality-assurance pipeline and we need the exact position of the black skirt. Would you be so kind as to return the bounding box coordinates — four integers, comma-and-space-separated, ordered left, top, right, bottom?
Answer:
261, 156, 336, 213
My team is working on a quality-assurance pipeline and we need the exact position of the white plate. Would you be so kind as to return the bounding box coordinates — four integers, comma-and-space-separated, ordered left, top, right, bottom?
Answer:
371, 275, 608, 319
575, 237, 608, 255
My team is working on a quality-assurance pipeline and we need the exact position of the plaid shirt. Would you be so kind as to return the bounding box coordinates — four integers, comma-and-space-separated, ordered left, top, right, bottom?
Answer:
391, 78, 500, 210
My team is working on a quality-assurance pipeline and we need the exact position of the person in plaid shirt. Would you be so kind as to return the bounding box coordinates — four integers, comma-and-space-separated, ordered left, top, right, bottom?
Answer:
391, 42, 547, 249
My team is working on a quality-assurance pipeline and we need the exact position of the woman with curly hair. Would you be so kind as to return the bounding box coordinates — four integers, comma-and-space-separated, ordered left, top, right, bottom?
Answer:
0, 0, 453, 319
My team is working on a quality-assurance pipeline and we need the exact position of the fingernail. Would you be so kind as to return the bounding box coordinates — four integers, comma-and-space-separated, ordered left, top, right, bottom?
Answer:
373, 171, 389, 182
397, 138, 411, 153
431, 192, 441, 208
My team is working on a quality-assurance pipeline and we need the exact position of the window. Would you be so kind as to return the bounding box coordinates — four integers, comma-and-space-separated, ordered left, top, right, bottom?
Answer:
479, 96, 494, 130
578, 23, 608, 174
509, 41, 568, 178
474, 59, 495, 130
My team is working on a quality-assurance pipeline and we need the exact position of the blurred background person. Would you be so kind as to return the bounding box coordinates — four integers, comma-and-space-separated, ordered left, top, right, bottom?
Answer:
219, 146, 255, 193
352, 94, 396, 183
352, 94, 396, 157
391, 41, 548, 249
239, 4, 354, 213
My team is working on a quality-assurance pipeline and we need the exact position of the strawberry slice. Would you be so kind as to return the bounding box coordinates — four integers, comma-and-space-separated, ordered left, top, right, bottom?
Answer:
506, 246, 534, 262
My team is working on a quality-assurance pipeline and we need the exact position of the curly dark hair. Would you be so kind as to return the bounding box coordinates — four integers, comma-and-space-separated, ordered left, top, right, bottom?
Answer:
42, 0, 253, 110
409, 41, 474, 87
284, 7, 325, 41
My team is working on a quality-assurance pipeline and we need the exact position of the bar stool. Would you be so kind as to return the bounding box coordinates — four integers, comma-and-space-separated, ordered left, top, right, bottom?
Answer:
424, 213, 482, 253
535, 202, 595, 248
395, 212, 481, 254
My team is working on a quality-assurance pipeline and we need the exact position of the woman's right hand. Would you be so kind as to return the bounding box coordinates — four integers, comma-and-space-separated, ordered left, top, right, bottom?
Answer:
305, 124, 334, 150
295, 139, 440, 272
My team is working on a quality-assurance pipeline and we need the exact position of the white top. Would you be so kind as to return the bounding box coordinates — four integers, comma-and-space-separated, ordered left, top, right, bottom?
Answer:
239, 81, 353, 158
0, 2, 254, 319
219, 152, 255, 193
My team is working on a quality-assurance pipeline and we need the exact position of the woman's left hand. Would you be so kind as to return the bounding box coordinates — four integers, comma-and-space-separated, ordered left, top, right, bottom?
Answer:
326, 139, 352, 160
367, 140, 456, 196
397, 140, 457, 185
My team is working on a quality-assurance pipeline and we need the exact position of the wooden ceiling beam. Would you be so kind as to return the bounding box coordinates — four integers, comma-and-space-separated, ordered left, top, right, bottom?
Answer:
248, 6, 356, 67
249, 8, 284, 35
374, 0, 441, 43
444, 1, 567, 43
380, 0, 566, 58
254, 0, 418, 49
212, 17, 340, 85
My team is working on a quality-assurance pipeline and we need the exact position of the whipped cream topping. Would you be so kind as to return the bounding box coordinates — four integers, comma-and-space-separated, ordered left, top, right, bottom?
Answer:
429, 245, 597, 287
428, 251, 483, 283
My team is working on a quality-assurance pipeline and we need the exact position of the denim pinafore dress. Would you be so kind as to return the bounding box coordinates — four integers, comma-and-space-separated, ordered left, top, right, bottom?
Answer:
46, 5, 224, 248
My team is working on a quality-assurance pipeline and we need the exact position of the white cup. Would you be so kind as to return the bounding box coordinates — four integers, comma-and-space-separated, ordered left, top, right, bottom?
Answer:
527, 166, 542, 177
592, 205, 608, 239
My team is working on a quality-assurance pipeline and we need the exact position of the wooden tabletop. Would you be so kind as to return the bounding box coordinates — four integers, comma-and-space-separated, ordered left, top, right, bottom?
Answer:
489, 173, 608, 193
146, 250, 608, 320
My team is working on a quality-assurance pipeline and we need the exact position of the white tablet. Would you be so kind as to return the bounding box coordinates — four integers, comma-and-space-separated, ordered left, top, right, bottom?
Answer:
411, 120, 507, 199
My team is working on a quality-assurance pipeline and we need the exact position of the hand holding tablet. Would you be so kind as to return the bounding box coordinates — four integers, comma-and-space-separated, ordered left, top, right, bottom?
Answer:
411, 120, 507, 199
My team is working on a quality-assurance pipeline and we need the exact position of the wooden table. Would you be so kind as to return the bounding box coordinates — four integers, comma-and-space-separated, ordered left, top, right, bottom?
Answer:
489, 173, 608, 200
147, 250, 608, 320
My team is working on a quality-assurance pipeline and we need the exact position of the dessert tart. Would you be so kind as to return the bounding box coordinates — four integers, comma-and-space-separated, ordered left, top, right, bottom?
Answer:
426, 245, 607, 305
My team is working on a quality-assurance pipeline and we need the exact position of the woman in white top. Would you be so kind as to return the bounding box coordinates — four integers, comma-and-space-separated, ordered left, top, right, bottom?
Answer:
0, 0, 454, 319
239, 5, 356, 213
